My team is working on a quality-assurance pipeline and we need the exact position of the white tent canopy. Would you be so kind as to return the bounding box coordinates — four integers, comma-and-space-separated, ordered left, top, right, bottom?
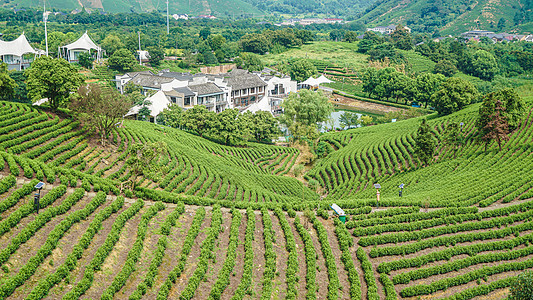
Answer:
242, 95, 272, 115
301, 75, 334, 87
0, 33, 36, 57
59, 31, 103, 63
125, 91, 170, 123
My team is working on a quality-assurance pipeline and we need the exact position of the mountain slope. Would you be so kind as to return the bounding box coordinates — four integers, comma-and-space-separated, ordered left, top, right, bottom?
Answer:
357, 0, 532, 34
0, 0, 263, 15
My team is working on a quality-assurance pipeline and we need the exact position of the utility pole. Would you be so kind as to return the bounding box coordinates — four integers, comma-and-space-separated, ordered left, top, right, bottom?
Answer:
43, 2, 48, 55
138, 31, 142, 65
166, 0, 169, 34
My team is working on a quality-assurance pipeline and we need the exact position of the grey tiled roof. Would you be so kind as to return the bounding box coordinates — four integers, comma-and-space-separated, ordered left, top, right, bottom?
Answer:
174, 87, 195, 97
224, 69, 267, 90
188, 83, 223, 96
158, 71, 194, 81
130, 74, 174, 89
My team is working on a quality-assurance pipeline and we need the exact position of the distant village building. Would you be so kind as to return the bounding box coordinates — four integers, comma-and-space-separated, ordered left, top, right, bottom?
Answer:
460, 30, 532, 43
136, 50, 150, 64
0, 33, 42, 71
198, 15, 216, 19
367, 25, 411, 34
172, 13, 189, 20
279, 18, 344, 26
118, 67, 298, 122
59, 31, 103, 63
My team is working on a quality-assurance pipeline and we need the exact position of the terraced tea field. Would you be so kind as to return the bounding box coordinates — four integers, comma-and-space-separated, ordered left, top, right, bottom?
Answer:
0, 96, 532, 299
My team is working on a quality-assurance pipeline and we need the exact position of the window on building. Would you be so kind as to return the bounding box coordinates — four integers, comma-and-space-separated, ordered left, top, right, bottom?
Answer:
184, 97, 191, 106
250, 87, 255, 94
170, 97, 177, 103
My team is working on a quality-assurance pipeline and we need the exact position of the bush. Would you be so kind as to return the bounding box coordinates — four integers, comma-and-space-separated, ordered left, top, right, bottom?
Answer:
510, 270, 533, 300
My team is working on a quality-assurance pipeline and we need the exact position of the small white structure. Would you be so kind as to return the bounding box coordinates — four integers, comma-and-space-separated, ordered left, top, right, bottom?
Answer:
0, 33, 39, 71
242, 96, 272, 114
59, 31, 103, 63
125, 90, 170, 123
301, 75, 334, 88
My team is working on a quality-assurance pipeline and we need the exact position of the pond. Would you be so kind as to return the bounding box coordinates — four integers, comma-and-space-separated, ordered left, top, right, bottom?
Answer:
320, 110, 362, 132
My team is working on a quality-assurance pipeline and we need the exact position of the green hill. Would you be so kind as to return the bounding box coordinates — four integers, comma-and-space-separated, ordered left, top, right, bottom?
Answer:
1, 0, 262, 15
357, 0, 533, 34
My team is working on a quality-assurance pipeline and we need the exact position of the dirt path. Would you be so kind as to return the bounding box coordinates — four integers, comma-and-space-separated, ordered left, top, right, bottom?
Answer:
246, 213, 266, 299
330, 93, 405, 114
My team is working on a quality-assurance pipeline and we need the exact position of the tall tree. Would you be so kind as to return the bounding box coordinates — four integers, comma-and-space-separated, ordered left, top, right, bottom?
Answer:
478, 100, 509, 151
414, 119, 436, 166
25, 56, 83, 110
431, 77, 478, 115
478, 88, 525, 131
339, 111, 360, 129
415, 73, 445, 108
280, 89, 332, 141
147, 46, 165, 67
107, 48, 137, 72
181, 105, 215, 137
443, 122, 464, 158
70, 83, 131, 146
471, 50, 499, 81
124, 142, 167, 191
0, 63, 17, 101
250, 111, 280, 142
289, 59, 317, 82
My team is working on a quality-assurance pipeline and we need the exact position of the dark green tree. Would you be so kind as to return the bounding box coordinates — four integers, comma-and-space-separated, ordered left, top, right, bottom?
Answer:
391, 25, 413, 50
147, 46, 165, 67
414, 119, 436, 166
25, 56, 83, 110
199, 27, 211, 40
443, 122, 464, 158
431, 77, 478, 115
290, 59, 317, 82
471, 50, 499, 81
107, 48, 137, 72
415, 73, 445, 108
240, 34, 271, 54
343, 31, 359, 43
78, 52, 94, 69
433, 59, 458, 77
0, 63, 17, 101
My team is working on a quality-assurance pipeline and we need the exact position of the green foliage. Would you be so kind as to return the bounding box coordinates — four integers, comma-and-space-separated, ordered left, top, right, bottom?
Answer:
25, 56, 83, 110
414, 119, 436, 166
107, 48, 137, 72
510, 271, 533, 300
471, 50, 499, 81
289, 59, 317, 83
339, 111, 360, 129
147, 46, 165, 67
77, 52, 94, 69
433, 59, 458, 77
0, 63, 17, 101
431, 77, 479, 115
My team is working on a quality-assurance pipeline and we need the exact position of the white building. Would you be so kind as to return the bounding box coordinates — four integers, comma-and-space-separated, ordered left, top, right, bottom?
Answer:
0, 33, 41, 71
367, 25, 411, 35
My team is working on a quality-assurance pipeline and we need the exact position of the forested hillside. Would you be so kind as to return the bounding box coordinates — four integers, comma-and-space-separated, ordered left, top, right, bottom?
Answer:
358, 0, 532, 34
0, 0, 372, 16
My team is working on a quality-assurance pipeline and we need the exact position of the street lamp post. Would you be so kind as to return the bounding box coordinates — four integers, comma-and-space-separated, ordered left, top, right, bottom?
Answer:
34, 182, 45, 214
460, 122, 464, 132
399, 183, 404, 197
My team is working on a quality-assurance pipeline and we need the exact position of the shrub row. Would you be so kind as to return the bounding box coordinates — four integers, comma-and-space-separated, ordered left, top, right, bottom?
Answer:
101, 202, 165, 300
0, 175, 16, 195
259, 207, 277, 300
356, 247, 379, 300
0, 190, 107, 299
0, 179, 40, 215
310, 213, 340, 300
26, 195, 124, 300
179, 205, 223, 300
347, 207, 477, 229
208, 209, 242, 300
231, 207, 255, 300
0, 185, 66, 237
378, 232, 533, 273
273, 207, 299, 299
394, 245, 533, 284
333, 218, 361, 299
156, 207, 206, 300
400, 257, 533, 297
62, 199, 143, 300
294, 216, 318, 299
359, 208, 533, 246
129, 202, 185, 300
